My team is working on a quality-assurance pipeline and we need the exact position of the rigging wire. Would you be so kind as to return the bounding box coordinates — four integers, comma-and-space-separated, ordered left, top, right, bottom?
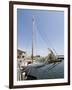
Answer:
33, 17, 48, 56
35, 22, 49, 48
35, 18, 58, 55
46, 62, 61, 72
25, 16, 57, 56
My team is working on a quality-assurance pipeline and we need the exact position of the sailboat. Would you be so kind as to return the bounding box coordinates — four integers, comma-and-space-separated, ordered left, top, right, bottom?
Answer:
20, 16, 63, 80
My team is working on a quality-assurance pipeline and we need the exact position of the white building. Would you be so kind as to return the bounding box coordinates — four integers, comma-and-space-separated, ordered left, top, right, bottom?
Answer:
17, 49, 32, 67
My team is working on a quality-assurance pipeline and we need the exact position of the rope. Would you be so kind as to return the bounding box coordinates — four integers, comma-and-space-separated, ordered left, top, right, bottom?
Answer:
46, 62, 61, 72
35, 18, 58, 56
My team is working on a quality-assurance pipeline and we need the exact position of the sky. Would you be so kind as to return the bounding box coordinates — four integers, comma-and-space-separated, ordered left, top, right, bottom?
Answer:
17, 9, 64, 56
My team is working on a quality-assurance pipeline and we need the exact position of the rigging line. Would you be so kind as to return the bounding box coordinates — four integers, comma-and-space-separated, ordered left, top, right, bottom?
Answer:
35, 18, 57, 54
35, 21, 51, 47
43, 33, 58, 55
34, 18, 49, 55
46, 62, 61, 72
38, 29, 57, 55
35, 21, 57, 55
35, 19, 49, 47
40, 28, 53, 47
35, 24, 49, 48
40, 30, 51, 45
35, 20, 52, 46
34, 17, 57, 57
44, 63, 57, 71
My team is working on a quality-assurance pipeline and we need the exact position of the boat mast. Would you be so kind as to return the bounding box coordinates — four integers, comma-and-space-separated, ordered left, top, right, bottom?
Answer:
32, 16, 35, 63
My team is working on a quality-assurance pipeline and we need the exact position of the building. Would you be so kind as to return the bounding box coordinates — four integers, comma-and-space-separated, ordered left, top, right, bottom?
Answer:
17, 49, 26, 59
17, 49, 32, 67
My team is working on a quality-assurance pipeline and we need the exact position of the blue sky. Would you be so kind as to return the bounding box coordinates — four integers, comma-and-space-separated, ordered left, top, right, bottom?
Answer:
17, 9, 64, 56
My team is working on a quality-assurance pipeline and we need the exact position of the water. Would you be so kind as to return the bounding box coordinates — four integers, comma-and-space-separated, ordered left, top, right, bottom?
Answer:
24, 60, 64, 80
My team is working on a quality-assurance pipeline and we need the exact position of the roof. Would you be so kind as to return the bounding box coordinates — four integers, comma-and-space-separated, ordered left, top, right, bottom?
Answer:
17, 49, 26, 54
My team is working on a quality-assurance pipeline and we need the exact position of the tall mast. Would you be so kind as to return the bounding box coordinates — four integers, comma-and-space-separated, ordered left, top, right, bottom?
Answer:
32, 16, 35, 63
